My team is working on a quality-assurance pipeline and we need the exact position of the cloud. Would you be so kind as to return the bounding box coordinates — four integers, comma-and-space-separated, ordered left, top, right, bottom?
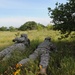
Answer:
0, 17, 51, 27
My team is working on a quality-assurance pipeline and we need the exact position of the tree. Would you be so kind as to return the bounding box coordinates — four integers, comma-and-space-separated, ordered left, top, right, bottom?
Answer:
9, 26, 16, 31
37, 23, 45, 30
0, 26, 7, 31
46, 24, 54, 30
48, 0, 75, 33
19, 21, 37, 31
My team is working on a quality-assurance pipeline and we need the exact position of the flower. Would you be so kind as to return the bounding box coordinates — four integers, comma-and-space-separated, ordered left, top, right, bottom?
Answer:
13, 69, 21, 75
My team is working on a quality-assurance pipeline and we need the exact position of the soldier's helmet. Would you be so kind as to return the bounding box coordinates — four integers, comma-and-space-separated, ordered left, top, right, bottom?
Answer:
45, 37, 51, 41
21, 34, 27, 38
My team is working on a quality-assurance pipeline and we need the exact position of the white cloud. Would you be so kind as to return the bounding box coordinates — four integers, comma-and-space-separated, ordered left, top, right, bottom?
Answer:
0, 17, 51, 27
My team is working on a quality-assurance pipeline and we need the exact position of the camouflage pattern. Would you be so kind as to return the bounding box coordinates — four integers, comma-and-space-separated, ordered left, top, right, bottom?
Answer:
0, 34, 30, 61
18, 37, 57, 68
13, 34, 30, 46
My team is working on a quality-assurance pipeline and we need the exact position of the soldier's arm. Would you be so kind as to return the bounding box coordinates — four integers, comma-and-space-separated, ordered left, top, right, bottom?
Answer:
50, 43, 57, 52
12, 37, 25, 43
27, 39, 30, 46
12, 37, 18, 42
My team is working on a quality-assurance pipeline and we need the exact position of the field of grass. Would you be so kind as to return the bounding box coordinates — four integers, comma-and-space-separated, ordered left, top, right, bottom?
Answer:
0, 29, 75, 75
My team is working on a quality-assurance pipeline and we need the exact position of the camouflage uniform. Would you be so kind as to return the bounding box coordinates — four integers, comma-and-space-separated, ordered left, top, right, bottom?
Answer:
13, 34, 30, 46
0, 34, 30, 61
18, 37, 57, 68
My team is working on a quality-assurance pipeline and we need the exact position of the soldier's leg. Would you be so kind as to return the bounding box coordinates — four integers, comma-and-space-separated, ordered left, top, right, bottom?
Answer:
17, 49, 39, 67
29, 49, 39, 60
0, 48, 11, 59
0, 44, 26, 60
2, 53, 11, 61
17, 58, 30, 65
39, 52, 50, 75
16, 58, 30, 68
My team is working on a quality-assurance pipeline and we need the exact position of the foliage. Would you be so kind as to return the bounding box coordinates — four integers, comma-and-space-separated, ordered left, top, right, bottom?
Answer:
37, 23, 45, 30
0, 26, 8, 31
0, 21, 46, 31
0, 26, 18, 31
8, 26, 17, 31
19, 21, 38, 31
46, 24, 54, 30
19, 21, 45, 31
48, 0, 75, 33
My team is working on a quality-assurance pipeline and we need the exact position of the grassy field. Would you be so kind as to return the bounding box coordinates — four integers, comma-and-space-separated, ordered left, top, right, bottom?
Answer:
0, 29, 75, 75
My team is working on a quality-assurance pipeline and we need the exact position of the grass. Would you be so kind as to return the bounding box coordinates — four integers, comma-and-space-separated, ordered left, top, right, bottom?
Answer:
0, 29, 75, 75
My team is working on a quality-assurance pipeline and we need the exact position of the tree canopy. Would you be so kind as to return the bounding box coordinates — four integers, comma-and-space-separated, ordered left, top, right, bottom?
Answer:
19, 21, 45, 31
0, 26, 7, 31
48, 0, 75, 33
19, 21, 37, 31
0, 21, 46, 31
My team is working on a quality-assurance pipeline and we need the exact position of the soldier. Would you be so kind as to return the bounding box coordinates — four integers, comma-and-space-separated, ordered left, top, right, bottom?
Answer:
0, 34, 30, 61
13, 34, 30, 46
16, 37, 57, 75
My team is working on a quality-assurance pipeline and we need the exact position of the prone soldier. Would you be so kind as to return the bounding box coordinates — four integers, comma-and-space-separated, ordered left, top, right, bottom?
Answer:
16, 37, 57, 75
0, 34, 30, 61
13, 34, 30, 46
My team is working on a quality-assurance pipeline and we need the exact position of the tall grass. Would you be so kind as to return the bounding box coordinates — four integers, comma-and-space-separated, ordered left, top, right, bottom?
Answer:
0, 30, 75, 75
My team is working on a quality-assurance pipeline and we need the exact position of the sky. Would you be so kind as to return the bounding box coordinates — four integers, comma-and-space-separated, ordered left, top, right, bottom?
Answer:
0, 0, 67, 27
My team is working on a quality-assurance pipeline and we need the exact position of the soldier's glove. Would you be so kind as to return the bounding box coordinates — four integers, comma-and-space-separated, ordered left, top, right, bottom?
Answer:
16, 64, 22, 68
12, 39, 15, 42
12, 38, 22, 43
12, 38, 18, 42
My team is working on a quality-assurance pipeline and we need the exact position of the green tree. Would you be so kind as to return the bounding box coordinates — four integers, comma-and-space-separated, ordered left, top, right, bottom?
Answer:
46, 24, 54, 30
48, 0, 75, 33
37, 23, 45, 30
9, 26, 16, 31
0, 26, 7, 31
19, 21, 37, 31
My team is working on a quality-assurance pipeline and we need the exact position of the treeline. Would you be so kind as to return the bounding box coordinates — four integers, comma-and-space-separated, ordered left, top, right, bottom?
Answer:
0, 21, 53, 31
0, 26, 17, 31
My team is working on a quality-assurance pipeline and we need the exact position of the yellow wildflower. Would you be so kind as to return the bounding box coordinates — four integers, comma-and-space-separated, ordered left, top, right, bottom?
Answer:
13, 69, 21, 75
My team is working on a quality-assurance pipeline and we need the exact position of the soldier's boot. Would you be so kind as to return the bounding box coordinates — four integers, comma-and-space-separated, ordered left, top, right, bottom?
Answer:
39, 65, 47, 75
